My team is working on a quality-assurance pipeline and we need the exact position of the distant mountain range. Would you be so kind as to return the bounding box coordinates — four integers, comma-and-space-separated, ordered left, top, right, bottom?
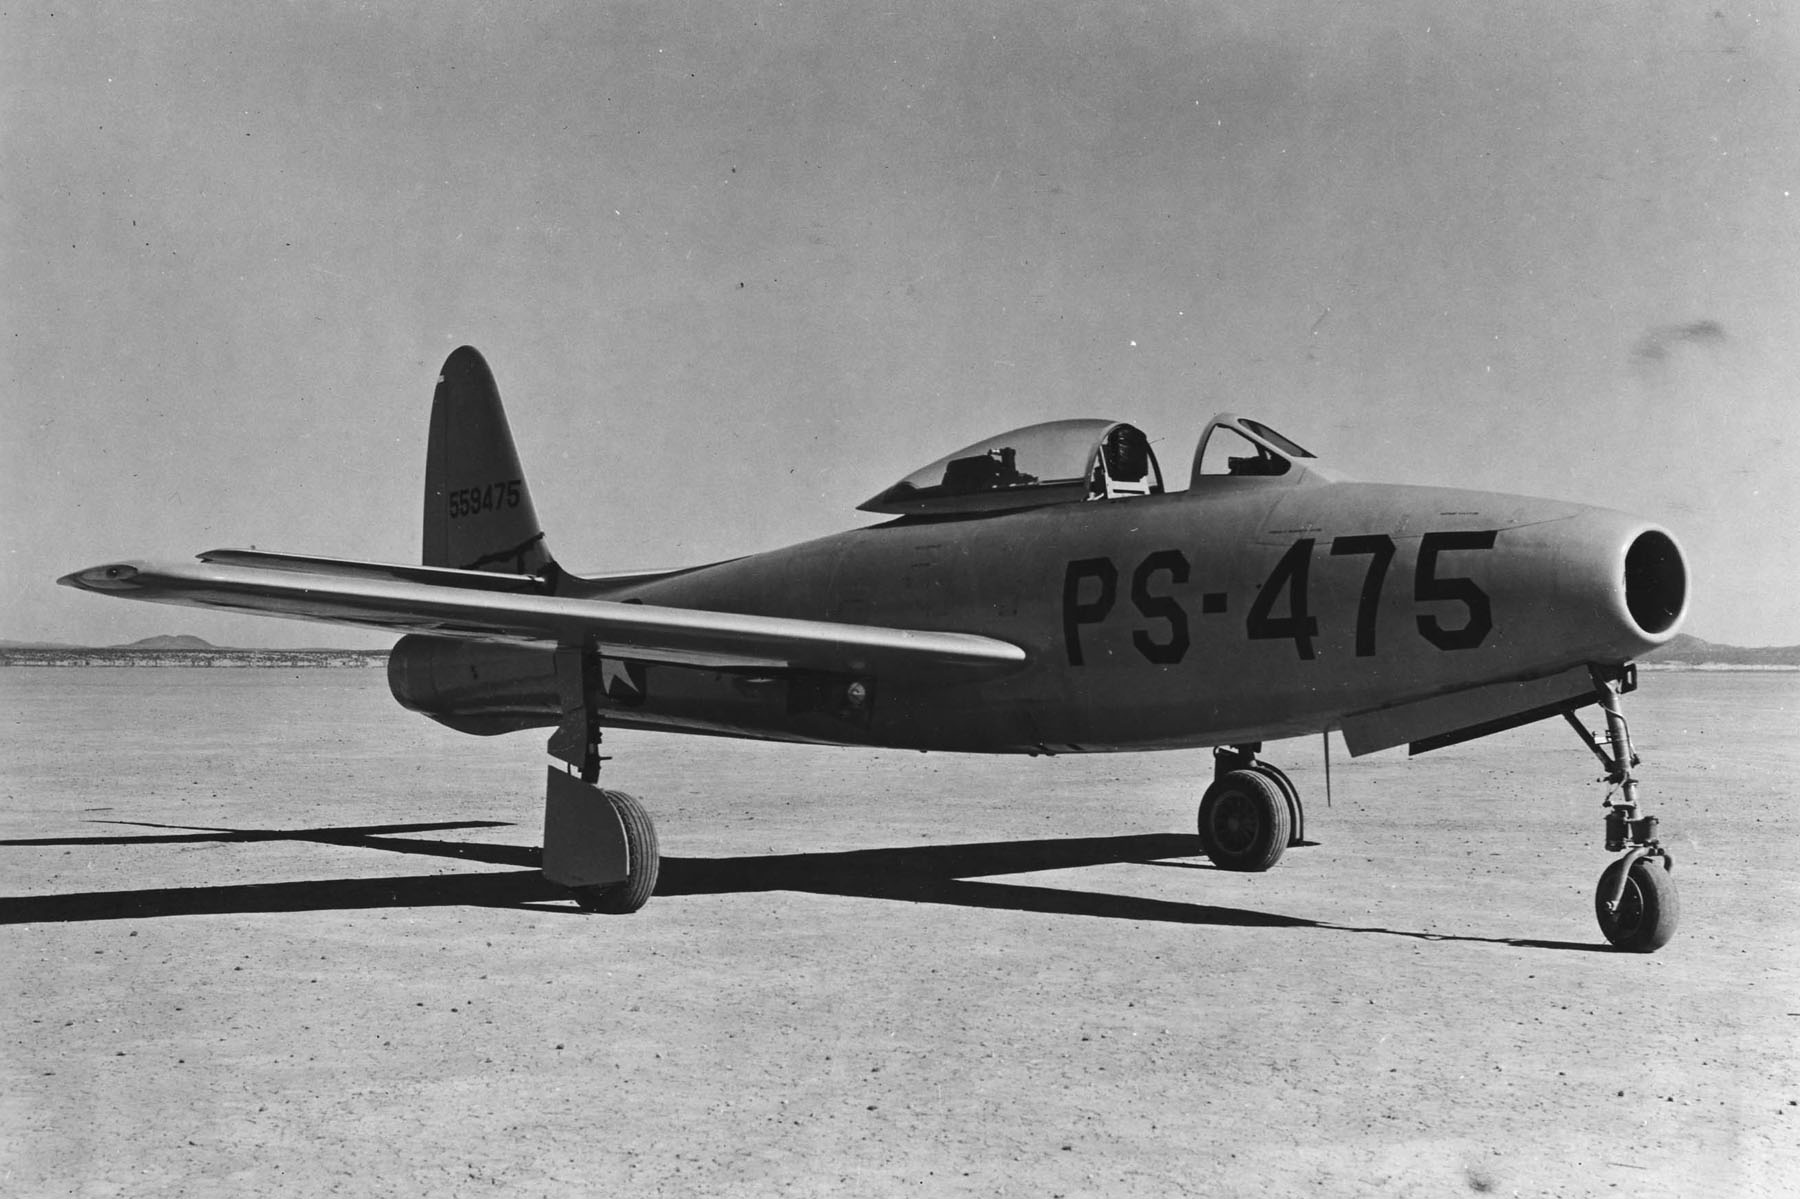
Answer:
119, 634, 219, 650
0, 634, 388, 668
0, 634, 224, 650
0, 635, 355, 652
1638, 634, 1800, 667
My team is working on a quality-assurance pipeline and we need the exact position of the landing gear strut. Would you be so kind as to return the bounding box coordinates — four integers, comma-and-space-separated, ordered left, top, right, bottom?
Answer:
541, 647, 660, 913
1197, 744, 1304, 872
1564, 665, 1678, 952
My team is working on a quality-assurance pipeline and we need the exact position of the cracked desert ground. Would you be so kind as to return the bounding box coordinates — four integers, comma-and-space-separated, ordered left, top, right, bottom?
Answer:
3, 666, 1796, 1197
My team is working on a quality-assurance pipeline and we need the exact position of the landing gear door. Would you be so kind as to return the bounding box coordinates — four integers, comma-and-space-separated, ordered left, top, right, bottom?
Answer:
542, 767, 630, 887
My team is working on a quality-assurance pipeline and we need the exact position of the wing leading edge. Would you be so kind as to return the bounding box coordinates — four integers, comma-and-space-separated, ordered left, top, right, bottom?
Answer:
57, 558, 1028, 676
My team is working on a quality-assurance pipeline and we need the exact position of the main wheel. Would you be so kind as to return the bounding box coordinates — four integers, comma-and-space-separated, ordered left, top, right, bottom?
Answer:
1594, 856, 1678, 952
1197, 769, 1291, 872
571, 789, 660, 914
1246, 761, 1304, 846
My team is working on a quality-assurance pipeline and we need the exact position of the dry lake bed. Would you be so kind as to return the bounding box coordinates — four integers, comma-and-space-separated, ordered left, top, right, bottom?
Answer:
3, 667, 1796, 1197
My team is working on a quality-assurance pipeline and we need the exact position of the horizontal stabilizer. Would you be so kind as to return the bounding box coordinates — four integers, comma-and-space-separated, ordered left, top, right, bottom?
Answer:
198, 549, 547, 593
197, 549, 714, 595
59, 557, 1029, 676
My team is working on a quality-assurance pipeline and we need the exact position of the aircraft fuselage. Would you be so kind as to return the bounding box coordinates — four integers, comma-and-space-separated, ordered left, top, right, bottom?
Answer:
394, 473, 1681, 755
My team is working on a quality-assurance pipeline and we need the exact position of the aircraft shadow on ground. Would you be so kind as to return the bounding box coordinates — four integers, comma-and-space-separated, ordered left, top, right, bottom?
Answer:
0, 820, 1601, 951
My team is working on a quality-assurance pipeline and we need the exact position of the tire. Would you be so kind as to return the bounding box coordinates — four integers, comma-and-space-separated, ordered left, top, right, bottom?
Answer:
571, 789, 660, 915
1197, 769, 1291, 872
1247, 761, 1304, 846
1594, 856, 1678, 952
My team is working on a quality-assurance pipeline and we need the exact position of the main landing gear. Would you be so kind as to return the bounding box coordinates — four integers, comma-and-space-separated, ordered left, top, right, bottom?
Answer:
1197, 744, 1305, 872
1565, 665, 1678, 952
1200, 669, 1678, 951
540, 648, 660, 914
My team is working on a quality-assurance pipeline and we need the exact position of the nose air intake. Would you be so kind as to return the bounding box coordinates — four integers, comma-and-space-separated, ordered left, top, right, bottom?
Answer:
1624, 530, 1686, 637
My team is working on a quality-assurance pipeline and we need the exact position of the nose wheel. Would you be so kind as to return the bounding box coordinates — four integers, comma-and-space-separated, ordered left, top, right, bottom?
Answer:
1565, 665, 1678, 952
1594, 854, 1678, 952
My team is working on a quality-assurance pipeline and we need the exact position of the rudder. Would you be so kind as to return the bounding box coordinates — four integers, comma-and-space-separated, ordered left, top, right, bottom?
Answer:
423, 346, 557, 577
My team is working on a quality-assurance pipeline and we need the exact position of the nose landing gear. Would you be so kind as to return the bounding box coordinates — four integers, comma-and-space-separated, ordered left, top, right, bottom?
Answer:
1564, 665, 1678, 952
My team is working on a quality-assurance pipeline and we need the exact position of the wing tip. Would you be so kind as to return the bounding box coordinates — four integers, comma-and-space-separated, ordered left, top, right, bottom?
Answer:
58, 562, 144, 592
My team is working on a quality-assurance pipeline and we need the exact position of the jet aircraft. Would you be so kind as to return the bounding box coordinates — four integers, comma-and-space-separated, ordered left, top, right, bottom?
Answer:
61, 347, 1690, 950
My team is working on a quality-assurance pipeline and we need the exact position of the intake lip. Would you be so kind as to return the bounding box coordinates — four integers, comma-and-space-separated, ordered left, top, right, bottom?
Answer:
1621, 527, 1687, 640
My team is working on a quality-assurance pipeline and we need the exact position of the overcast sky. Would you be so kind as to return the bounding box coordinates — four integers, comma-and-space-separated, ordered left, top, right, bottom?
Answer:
7, 2, 1797, 647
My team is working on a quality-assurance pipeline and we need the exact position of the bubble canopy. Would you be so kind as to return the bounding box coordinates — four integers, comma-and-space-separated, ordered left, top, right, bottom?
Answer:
858, 419, 1163, 516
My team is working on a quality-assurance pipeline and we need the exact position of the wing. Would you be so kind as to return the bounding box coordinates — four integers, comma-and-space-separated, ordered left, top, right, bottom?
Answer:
58, 556, 1028, 675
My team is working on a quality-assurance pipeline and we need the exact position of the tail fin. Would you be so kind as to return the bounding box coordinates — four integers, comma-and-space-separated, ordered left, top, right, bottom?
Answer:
423, 346, 557, 578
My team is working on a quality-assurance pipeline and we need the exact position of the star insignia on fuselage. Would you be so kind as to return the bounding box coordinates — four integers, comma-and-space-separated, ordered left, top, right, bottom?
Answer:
599, 657, 644, 705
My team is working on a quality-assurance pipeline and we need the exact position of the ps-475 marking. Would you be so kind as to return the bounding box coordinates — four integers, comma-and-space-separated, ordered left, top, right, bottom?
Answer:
1064, 531, 1499, 664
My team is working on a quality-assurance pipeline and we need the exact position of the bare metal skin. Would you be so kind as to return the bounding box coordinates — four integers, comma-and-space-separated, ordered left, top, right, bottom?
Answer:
60, 346, 1689, 947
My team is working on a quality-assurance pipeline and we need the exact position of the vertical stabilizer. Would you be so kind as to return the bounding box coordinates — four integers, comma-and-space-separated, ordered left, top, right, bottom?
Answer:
423, 346, 557, 576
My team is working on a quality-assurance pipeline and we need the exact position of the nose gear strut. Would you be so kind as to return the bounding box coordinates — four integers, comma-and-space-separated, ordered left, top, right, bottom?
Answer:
1563, 665, 1679, 951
